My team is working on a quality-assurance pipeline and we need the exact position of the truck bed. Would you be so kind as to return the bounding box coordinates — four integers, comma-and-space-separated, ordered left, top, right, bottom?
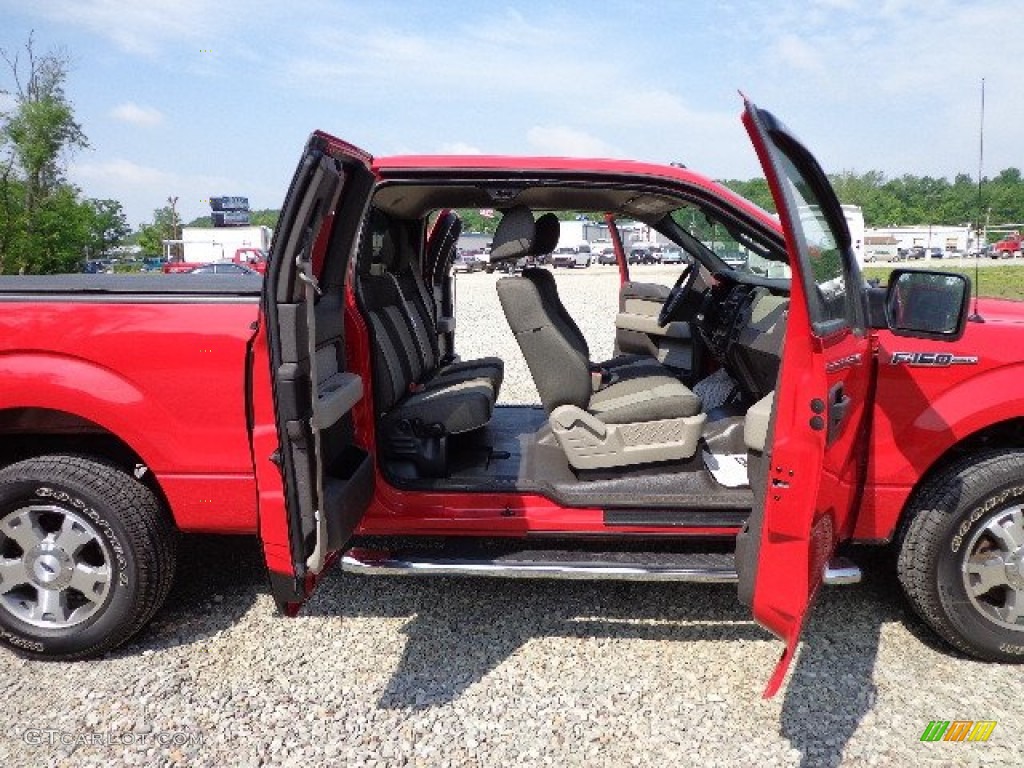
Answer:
0, 273, 265, 533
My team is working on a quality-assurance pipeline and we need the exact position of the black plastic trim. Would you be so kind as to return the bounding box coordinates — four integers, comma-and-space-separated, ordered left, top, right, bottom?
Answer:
604, 508, 749, 528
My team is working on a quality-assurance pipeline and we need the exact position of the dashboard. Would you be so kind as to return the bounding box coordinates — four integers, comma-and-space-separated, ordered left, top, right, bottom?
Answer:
696, 278, 789, 402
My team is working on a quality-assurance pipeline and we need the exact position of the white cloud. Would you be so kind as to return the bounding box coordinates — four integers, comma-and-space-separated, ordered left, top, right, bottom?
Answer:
774, 35, 824, 75
22, 0, 272, 62
110, 102, 164, 126
69, 158, 234, 225
526, 126, 617, 158
72, 158, 175, 187
30, 0, 212, 55
438, 142, 483, 155
281, 7, 617, 104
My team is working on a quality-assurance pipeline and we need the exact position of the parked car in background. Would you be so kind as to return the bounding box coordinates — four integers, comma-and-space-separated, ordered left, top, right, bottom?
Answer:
627, 245, 660, 264
907, 246, 926, 260
551, 244, 591, 268
490, 255, 529, 273
141, 257, 167, 272
596, 247, 617, 265
660, 247, 688, 265
82, 259, 114, 274
233, 247, 269, 274
927, 247, 944, 259
185, 263, 260, 275
452, 250, 485, 273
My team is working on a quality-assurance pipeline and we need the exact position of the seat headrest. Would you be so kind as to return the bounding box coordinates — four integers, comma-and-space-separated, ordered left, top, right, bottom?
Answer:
376, 229, 399, 272
490, 206, 536, 263
532, 213, 560, 255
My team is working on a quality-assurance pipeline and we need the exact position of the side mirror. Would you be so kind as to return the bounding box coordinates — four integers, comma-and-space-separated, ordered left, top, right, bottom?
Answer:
885, 269, 971, 340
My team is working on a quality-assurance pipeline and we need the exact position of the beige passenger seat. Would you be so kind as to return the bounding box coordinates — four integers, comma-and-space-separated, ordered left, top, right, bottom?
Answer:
493, 206, 706, 470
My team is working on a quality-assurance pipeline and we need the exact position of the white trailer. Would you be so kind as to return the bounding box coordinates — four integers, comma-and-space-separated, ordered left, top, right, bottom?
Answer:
841, 205, 865, 266
180, 226, 272, 265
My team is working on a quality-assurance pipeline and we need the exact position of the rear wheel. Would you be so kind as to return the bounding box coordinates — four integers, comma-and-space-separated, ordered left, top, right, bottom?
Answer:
0, 455, 177, 660
898, 450, 1024, 662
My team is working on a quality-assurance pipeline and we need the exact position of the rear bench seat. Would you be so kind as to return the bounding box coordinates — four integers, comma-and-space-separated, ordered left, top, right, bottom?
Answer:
357, 211, 500, 476
391, 219, 503, 393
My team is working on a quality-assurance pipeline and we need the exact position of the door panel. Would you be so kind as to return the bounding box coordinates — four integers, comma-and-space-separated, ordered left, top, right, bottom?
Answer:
255, 132, 376, 612
734, 101, 873, 696
615, 281, 693, 373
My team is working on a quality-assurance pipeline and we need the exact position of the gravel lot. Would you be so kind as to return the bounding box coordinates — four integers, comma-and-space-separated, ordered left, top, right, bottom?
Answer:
2, 265, 1022, 767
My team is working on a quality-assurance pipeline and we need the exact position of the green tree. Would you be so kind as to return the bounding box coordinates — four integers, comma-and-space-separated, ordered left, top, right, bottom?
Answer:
136, 205, 176, 257
83, 198, 130, 258
720, 178, 775, 213
0, 33, 92, 274
249, 208, 279, 228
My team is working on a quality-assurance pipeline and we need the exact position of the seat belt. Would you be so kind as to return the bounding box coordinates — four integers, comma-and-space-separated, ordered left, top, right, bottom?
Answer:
295, 228, 330, 574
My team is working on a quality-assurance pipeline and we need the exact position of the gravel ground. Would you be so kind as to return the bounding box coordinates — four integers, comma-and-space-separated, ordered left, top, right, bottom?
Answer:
2, 265, 1022, 767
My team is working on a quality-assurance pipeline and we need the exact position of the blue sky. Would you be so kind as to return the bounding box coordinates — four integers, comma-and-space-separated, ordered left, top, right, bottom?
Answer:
1, 0, 1020, 228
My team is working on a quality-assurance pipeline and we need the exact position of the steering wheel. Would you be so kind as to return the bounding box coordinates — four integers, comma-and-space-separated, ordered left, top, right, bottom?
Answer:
658, 263, 697, 326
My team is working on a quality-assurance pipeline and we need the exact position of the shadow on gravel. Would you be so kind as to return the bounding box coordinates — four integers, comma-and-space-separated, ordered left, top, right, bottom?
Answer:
309, 575, 768, 710
779, 548, 902, 768
114, 534, 939, 768
309, 547, 921, 767
116, 534, 267, 656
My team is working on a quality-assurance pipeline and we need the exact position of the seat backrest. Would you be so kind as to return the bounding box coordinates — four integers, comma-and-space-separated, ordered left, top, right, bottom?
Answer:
492, 208, 591, 412
357, 212, 433, 412
520, 267, 590, 360
426, 210, 462, 358
522, 214, 591, 359
389, 222, 442, 371
497, 275, 592, 412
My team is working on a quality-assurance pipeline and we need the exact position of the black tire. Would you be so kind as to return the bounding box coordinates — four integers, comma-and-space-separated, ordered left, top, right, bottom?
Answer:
897, 449, 1024, 662
0, 455, 177, 660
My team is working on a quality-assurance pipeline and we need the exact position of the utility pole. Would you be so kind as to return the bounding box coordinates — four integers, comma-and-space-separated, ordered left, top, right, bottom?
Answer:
167, 195, 179, 261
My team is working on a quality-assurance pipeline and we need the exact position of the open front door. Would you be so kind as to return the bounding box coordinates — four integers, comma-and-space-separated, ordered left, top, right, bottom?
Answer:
735, 101, 873, 696
254, 131, 376, 613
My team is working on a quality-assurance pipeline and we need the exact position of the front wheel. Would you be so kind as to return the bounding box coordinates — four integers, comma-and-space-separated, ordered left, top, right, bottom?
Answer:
898, 449, 1024, 662
0, 455, 177, 660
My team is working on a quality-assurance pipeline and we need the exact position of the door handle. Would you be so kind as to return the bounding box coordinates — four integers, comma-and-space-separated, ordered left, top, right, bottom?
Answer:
826, 382, 851, 446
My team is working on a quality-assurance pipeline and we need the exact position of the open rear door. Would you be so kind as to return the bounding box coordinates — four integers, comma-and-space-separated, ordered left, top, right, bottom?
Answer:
253, 131, 376, 613
735, 100, 873, 696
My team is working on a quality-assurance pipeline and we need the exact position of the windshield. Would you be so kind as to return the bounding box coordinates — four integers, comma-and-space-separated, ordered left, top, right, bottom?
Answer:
669, 205, 789, 278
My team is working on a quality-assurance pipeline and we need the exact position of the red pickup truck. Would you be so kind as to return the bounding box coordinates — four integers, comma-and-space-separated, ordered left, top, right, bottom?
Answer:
991, 234, 1022, 258
1, 100, 1022, 696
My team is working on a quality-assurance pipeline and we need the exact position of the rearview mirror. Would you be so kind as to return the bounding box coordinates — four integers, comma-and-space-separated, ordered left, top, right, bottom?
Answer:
885, 269, 970, 340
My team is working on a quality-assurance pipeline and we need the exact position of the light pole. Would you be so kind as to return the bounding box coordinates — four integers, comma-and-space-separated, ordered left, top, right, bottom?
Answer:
167, 195, 179, 261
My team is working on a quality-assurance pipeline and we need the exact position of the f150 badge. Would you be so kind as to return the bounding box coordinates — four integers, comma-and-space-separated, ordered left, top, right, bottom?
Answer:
890, 351, 979, 367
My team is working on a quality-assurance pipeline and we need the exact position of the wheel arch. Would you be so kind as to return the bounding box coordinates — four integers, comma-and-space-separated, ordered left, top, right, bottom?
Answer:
889, 416, 1024, 546
0, 406, 175, 529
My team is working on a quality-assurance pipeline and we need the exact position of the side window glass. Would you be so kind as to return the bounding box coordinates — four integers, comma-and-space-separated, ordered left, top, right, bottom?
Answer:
776, 151, 851, 330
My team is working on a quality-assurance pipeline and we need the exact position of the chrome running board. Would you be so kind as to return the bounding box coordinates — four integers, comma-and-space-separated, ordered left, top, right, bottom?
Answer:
344, 548, 864, 589
342, 548, 738, 582
342, 548, 862, 585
